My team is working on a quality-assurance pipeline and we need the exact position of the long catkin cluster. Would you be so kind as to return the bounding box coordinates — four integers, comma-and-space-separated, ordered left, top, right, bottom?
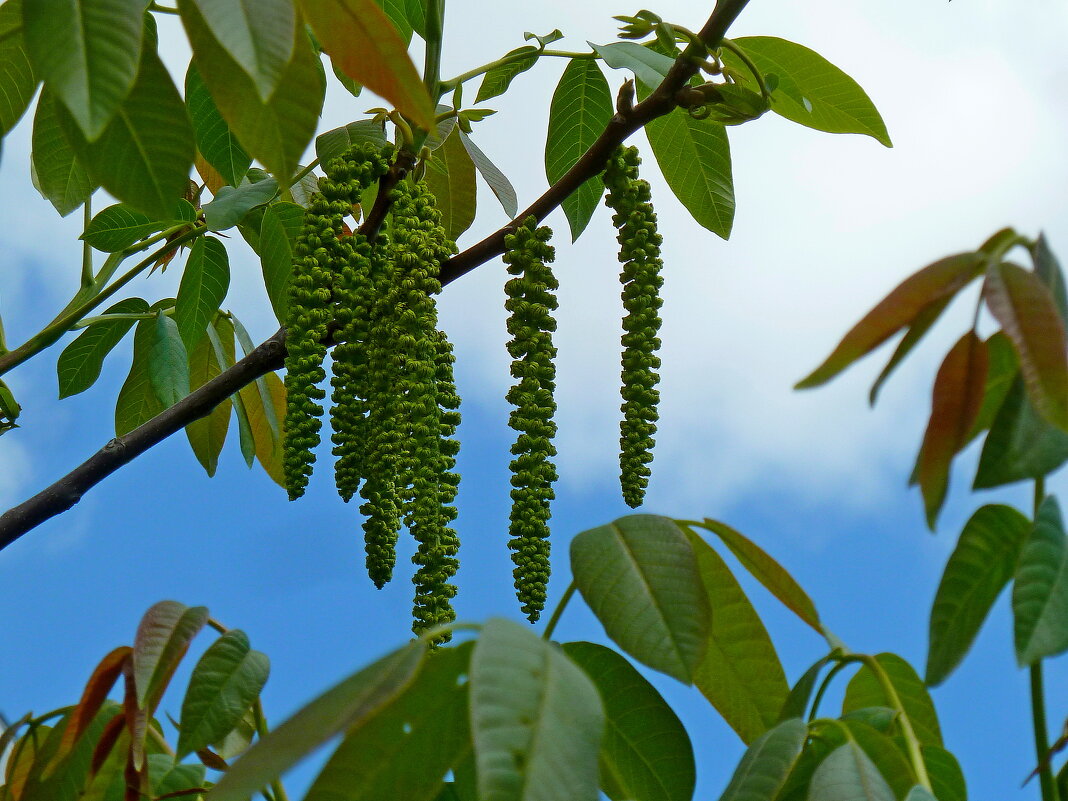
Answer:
281, 144, 462, 636
283, 143, 391, 500
603, 146, 664, 508
503, 217, 558, 622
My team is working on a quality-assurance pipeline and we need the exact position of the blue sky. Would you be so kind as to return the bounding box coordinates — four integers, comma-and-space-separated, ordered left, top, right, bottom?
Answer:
2, 1, 1068, 799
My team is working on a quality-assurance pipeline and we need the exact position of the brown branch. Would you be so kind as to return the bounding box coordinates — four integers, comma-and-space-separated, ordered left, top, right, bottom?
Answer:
0, 0, 751, 552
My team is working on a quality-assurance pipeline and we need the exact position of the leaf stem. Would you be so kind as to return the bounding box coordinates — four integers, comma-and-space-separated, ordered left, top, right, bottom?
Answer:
147, 2, 179, 13
80, 199, 93, 288
807, 661, 850, 722
541, 580, 577, 640
0, 226, 205, 378
719, 38, 769, 99
1031, 476, 1060, 801
252, 698, 290, 801
440, 48, 596, 92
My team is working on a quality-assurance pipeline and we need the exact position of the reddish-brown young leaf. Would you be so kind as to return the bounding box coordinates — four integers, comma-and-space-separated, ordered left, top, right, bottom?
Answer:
88, 711, 126, 780
918, 331, 989, 528
795, 252, 985, 389
45, 645, 132, 777
984, 261, 1068, 431
132, 600, 209, 709
298, 0, 435, 130
122, 659, 149, 773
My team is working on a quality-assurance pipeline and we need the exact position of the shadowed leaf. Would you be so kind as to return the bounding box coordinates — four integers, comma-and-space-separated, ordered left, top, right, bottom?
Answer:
175, 237, 230, 350
476, 46, 538, 104
470, 619, 604, 801
258, 202, 303, 322
184, 320, 231, 477
31, 89, 97, 216
809, 742, 895, 801
984, 261, 1068, 430
1013, 496, 1068, 665
917, 331, 988, 528
185, 63, 251, 188
570, 514, 709, 683
562, 642, 695, 801
205, 641, 427, 801
459, 131, 518, 218
869, 295, 952, 406
926, 504, 1030, 686
0, 0, 37, 139
688, 533, 788, 743
424, 126, 476, 240
315, 120, 387, 165
147, 313, 189, 408
715, 718, 806, 801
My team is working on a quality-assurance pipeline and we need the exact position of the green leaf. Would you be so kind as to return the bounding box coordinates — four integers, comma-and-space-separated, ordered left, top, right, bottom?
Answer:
231, 314, 284, 481
722, 37, 891, 147
545, 58, 612, 241
470, 618, 604, 801
185, 62, 251, 188
205, 641, 427, 801
258, 202, 303, 322
405, 0, 425, 38
298, 0, 435, 130
57, 297, 148, 398
0, 0, 37, 138
203, 178, 278, 231
922, 745, 966, 801
715, 718, 806, 801
179, 0, 324, 181
177, 630, 269, 759
175, 236, 230, 350
973, 376, 1068, 489
809, 742, 895, 801
19, 702, 121, 801
147, 753, 206, 797
81, 204, 169, 252
795, 253, 986, 389
590, 41, 674, 89
23, 0, 143, 140
688, 533, 788, 743
458, 131, 518, 218
1013, 496, 1068, 664
375, 0, 412, 43
304, 643, 471, 801
640, 82, 734, 239
692, 518, 821, 631
984, 261, 1068, 430
570, 514, 709, 684
147, 312, 189, 408
184, 319, 231, 476
315, 119, 387, 165
926, 504, 1031, 686
56, 46, 195, 220
31, 89, 96, 216
843, 654, 942, 747
475, 46, 538, 105
181, 0, 295, 101
115, 318, 163, 436
916, 331, 988, 529
132, 600, 209, 709
843, 720, 916, 798
424, 126, 476, 240
561, 642, 694, 801
869, 295, 953, 406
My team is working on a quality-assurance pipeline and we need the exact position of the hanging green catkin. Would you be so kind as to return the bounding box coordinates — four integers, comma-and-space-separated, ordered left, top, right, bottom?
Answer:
503, 216, 558, 622
603, 145, 664, 508
282, 143, 389, 501
385, 178, 463, 637
330, 145, 395, 502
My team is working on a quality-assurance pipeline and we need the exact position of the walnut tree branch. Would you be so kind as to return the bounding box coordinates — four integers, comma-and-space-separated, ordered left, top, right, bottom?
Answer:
0, 0, 751, 552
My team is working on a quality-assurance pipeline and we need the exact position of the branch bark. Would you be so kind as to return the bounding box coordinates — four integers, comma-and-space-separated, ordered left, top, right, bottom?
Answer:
0, 0, 751, 552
